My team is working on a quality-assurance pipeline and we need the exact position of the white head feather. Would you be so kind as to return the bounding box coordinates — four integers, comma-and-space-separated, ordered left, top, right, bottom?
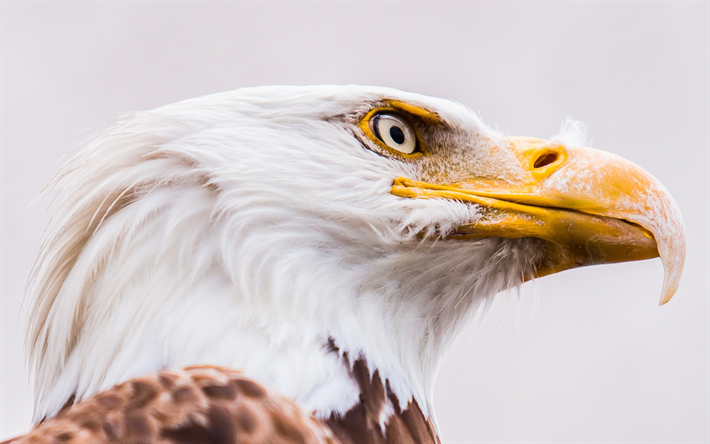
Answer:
27, 85, 542, 426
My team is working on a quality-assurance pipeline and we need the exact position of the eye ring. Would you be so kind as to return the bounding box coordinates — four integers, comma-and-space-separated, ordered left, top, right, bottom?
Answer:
358, 103, 432, 159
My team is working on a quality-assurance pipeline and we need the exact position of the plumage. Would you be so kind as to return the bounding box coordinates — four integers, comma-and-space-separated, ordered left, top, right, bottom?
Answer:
7, 85, 685, 443
5, 367, 338, 444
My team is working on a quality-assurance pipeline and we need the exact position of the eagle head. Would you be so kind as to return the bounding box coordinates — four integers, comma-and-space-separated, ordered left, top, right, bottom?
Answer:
26, 85, 685, 430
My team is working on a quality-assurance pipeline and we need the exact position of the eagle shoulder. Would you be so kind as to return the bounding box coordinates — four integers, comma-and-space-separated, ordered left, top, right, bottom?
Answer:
4, 367, 338, 444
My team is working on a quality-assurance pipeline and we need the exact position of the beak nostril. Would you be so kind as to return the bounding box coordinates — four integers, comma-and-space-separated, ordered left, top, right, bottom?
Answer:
534, 152, 558, 169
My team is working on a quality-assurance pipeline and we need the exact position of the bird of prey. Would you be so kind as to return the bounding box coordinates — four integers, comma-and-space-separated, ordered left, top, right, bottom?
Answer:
5, 86, 685, 443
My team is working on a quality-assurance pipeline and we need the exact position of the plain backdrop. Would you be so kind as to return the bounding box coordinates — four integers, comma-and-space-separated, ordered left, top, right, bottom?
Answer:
2, 2, 708, 442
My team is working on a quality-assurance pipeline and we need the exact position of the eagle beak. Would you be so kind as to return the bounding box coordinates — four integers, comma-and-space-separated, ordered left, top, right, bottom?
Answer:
391, 137, 686, 305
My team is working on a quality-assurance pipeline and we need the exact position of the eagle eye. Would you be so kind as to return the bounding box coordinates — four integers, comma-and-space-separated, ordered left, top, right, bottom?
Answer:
370, 113, 417, 155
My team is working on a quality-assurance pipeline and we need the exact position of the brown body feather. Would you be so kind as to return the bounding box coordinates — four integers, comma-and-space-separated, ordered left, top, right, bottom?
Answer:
3, 367, 337, 444
3, 365, 440, 444
326, 359, 440, 444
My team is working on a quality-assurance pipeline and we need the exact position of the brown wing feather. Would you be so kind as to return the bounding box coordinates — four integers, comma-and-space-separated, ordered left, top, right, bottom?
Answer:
3, 366, 338, 444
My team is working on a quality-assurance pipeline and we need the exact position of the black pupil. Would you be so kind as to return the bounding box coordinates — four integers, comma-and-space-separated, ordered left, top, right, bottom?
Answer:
389, 126, 405, 144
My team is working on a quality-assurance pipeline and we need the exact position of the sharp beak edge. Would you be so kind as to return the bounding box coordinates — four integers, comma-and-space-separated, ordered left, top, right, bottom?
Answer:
391, 137, 686, 305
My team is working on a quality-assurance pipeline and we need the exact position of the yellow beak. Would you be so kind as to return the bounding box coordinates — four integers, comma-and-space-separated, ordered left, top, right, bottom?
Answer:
391, 137, 686, 305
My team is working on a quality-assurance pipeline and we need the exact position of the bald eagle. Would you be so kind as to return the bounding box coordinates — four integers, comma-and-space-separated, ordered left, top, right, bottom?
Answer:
6, 86, 685, 443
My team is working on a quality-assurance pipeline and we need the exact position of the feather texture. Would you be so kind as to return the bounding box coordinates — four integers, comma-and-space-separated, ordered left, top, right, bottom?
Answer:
4, 367, 338, 444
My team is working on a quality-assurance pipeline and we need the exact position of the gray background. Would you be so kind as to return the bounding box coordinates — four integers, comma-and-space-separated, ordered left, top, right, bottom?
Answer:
2, 2, 707, 442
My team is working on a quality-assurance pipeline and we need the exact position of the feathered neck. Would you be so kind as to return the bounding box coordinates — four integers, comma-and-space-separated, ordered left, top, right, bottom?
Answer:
28, 176, 533, 426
